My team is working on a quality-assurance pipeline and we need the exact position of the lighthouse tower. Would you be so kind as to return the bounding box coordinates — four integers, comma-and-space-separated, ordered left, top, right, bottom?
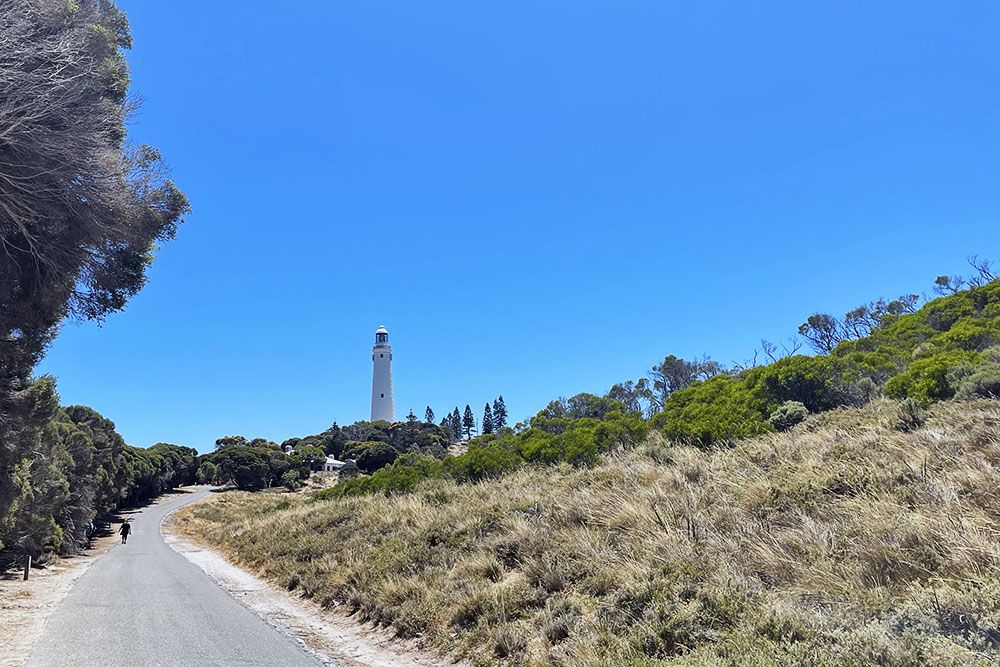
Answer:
370, 325, 395, 422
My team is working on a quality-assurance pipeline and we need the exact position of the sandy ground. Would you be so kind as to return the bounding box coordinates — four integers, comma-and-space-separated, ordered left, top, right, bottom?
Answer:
163, 509, 463, 667
0, 491, 188, 667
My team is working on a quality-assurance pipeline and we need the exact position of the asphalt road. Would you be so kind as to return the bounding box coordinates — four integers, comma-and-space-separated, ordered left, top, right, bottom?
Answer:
28, 487, 322, 667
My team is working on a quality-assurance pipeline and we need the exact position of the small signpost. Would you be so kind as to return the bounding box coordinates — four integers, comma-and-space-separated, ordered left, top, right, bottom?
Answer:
23, 554, 31, 581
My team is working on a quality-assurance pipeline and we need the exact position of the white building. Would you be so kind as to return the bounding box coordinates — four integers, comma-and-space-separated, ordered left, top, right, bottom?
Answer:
370, 325, 395, 422
322, 456, 356, 473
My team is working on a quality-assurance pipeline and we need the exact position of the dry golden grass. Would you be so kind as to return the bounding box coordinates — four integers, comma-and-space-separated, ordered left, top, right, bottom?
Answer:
175, 399, 1000, 666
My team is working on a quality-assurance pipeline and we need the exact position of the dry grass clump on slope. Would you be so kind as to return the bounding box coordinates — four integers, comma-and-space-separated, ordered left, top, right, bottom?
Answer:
175, 399, 1000, 666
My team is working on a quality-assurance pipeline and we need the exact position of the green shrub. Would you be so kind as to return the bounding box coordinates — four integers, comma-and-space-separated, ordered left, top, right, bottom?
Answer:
653, 375, 770, 447
196, 461, 217, 485
281, 469, 301, 491
593, 414, 650, 451
517, 427, 598, 466
443, 444, 522, 483
768, 401, 809, 431
342, 440, 398, 473
749, 355, 845, 412
884, 350, 980, 403
957, 363, 1000, 399
322, 456, 443, 499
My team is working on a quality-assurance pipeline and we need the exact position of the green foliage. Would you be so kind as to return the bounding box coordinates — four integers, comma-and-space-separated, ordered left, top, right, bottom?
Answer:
0, 3, 188, 557
651, 281, 1000, 447
747, 355, 848, 412
534, 393, 623, 421
441, 444, 522, 483
343, 440, 398, 474
0, 399, 197, 561
463, 405, 476, 439
516, 428, 599, 466
768, 401, 809, 431
197, 461, 218, 485
482, 403, 494, 435
281, 470, 302, 491
320, 457, 443, 499
492, 396, 508, 429
316, 394, 648, 500
957, 362, 1000, 399
200, 442, 298, 490
883, 350, 980, 403
653, 375, 771, 447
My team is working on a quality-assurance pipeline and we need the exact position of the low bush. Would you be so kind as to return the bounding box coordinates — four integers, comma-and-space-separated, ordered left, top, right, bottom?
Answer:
884, 350, 980, 403
342, 440, 398, 473
652, 375, 771, 447
958, 363, 1000, 399
767, 401, 809, 431
441, 444, 522, 483
281, 470, 301, 491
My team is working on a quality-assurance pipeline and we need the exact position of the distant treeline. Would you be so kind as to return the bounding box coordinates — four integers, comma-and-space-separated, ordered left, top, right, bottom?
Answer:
316, 261, 1000, 499
197, 420, 458, 491
1, 384, 197, 560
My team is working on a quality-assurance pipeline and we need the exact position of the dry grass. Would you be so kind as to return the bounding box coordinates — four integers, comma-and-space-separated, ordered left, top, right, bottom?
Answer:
175, 399, 1000, 666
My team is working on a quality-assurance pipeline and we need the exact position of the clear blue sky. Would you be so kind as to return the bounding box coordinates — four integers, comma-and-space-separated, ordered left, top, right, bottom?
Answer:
39, 1, 1000, 452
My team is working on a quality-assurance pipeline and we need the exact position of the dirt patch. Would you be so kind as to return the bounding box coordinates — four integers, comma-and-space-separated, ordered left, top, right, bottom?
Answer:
0, 545, 108, 667
163, 510, 462, 667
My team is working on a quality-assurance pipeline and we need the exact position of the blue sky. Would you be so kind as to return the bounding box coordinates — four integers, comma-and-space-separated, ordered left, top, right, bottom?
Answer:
39, 1, 1000, 452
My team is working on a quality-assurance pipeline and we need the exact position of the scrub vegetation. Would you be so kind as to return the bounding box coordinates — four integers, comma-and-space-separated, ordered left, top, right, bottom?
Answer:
177, 399, 1000, 666
177, 269, 1000, 665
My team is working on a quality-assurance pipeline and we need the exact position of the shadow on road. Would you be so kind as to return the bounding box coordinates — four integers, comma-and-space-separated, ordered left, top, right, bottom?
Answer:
0, 486, 200, 577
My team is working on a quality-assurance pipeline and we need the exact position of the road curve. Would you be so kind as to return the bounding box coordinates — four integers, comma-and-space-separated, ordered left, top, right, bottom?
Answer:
28, 487, 322, 667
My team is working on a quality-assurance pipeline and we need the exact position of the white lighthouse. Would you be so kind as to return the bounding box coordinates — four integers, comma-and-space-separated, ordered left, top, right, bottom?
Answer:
370, 325, 395, 422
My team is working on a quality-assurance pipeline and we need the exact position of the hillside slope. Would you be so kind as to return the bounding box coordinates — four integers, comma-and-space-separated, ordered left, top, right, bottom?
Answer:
176, 399, 1000, 666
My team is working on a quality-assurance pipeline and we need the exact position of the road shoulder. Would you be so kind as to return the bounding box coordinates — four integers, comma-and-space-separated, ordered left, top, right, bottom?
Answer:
163, 506, 461, 667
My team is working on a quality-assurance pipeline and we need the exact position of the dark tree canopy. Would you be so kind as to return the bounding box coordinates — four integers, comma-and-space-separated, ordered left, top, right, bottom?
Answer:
0, 0, 188, 371
482, 403, 494, 435
462, 405, 476, 440
0, 0, 188, 558
492, 396, 508, 429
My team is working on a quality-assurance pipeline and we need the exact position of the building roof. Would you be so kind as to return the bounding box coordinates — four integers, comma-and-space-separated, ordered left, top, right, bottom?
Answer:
324, 456, 358, 469
375, 325, 388, 334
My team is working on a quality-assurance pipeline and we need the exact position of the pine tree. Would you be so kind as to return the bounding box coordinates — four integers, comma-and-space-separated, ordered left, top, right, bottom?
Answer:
406, 409, 417, 423
425, 406, 435, 423
462, 404, 476, 440
450, 408, 463, 440
482, 403, 494, 434
493, 395, 508, 429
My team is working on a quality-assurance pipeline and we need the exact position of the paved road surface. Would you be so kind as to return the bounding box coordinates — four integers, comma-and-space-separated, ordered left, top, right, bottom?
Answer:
28, 488, 322, 667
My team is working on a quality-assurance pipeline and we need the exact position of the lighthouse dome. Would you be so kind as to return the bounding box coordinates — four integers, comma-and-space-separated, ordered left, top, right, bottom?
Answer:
375, 325, 388, 334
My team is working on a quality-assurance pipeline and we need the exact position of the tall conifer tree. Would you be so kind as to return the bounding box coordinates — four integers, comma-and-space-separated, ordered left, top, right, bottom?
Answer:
482, 403, 494, 434
493, 396, 508, 429
462, 405, 476, 439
